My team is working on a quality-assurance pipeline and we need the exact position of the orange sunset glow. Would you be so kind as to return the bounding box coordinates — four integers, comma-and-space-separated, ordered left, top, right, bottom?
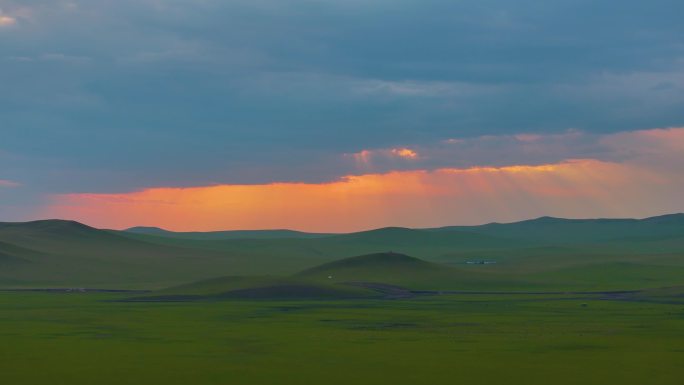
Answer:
41, 158, 682, 232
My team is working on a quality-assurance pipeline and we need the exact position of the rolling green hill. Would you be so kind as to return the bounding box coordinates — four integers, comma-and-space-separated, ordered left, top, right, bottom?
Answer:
298, 252, 439, 275
1, 214, 683, 290
0, 220, 295, 288
0, 240, 37, 265
297, 252, 445, 283
145, 252, 533, 301
136, 252, 482, 300
295, 252, 531, 290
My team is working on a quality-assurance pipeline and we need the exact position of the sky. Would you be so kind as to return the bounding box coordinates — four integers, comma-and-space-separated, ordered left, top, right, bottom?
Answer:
1, 0, 683, 231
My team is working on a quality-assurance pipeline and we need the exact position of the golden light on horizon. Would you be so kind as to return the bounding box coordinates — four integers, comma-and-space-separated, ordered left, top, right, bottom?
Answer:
40, 158, 682, 232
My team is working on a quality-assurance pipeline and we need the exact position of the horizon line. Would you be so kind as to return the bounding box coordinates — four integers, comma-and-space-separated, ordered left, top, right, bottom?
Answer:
3, 212, 682, 234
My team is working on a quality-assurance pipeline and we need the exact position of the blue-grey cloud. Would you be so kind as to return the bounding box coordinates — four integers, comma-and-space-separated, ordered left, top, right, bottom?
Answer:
1, 0, 683, 217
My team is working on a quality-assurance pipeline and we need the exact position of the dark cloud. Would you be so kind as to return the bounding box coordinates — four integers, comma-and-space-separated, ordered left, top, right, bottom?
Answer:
1, 0, 683, 212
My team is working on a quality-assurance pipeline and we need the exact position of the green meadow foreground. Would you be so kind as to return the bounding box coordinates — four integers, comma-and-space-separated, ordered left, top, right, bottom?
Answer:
1, 215, 684, 384
2, 291, 684, 385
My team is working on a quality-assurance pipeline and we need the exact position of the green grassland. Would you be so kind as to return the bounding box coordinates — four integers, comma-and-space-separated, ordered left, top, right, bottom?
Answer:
2, 291, 684, 385
1, 215, 684, 384
140, 275, 380, 300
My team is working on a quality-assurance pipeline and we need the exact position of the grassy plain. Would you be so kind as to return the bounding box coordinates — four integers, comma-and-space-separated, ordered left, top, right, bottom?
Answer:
2, 291, 684, 385
1, 215, 683, 384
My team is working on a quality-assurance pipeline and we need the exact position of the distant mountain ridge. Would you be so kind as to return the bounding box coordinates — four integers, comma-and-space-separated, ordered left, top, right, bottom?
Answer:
429, 213, 684, 243
0, 219, 97, 233
0, 213, 682, 288
433, 212, 684, 228
122, 213, 684, 241
125, 226, 332, 240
